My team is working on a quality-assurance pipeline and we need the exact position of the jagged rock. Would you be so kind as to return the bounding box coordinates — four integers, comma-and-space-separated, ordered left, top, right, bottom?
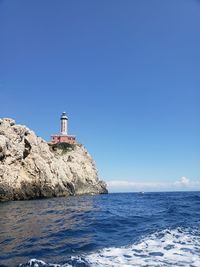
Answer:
0, 118, 108, 201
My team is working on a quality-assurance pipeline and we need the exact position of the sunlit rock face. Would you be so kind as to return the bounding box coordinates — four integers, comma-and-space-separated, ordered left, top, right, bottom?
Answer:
0, 118, 107, 201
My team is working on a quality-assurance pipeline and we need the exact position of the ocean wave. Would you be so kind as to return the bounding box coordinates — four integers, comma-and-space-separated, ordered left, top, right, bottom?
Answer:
19, 227, 200, 267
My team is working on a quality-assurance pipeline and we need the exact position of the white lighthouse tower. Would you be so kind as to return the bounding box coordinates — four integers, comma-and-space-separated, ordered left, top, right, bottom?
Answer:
60, 112, 68, 135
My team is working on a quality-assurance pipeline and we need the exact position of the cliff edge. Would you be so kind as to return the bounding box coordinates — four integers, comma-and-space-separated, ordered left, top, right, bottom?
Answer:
0, 118, 108, 201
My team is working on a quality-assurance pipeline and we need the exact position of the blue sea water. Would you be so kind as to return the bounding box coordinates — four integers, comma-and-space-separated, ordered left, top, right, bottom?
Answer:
1, 192, 200, 267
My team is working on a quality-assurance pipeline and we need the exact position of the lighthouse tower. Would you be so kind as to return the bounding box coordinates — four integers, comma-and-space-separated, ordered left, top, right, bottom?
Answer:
51, 112, 76, 144
61, 112, 68, 135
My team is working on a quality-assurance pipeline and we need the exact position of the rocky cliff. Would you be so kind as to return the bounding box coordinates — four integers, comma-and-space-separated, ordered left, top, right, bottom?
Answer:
0, 118, 107, 201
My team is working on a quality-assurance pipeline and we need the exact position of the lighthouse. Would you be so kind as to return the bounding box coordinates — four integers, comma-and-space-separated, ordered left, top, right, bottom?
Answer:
61, 112, 68, 135
51, 112, 76, 144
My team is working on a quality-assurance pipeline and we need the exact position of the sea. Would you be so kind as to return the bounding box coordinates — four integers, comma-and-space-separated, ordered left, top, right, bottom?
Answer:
1, 192, 200, 267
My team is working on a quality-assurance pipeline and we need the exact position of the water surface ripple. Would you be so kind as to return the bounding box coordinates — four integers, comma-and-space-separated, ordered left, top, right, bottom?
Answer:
0, 192, 200, 266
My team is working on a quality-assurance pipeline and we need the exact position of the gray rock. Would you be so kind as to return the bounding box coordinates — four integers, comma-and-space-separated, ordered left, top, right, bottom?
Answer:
0, 118, 108, 201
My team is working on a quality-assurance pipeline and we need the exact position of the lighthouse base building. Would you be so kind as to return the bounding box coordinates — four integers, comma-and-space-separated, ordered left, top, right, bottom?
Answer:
51, 112, 76, 145
51, 135, 76, 144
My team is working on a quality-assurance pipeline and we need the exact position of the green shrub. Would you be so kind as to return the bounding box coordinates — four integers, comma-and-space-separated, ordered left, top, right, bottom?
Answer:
50, 142, 76, 154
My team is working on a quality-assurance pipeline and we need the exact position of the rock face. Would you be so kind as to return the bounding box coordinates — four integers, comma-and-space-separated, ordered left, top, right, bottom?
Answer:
0, 118, 108, 201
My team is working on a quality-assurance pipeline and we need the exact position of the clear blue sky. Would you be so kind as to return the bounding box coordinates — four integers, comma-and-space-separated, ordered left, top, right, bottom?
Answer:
1, 0, 200, 191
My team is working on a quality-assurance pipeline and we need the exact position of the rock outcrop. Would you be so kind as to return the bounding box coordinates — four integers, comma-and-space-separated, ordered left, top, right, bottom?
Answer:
0, 118, 107, 201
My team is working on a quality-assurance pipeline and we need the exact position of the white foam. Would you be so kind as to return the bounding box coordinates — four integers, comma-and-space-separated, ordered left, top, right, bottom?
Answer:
85, 228, 200, 267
